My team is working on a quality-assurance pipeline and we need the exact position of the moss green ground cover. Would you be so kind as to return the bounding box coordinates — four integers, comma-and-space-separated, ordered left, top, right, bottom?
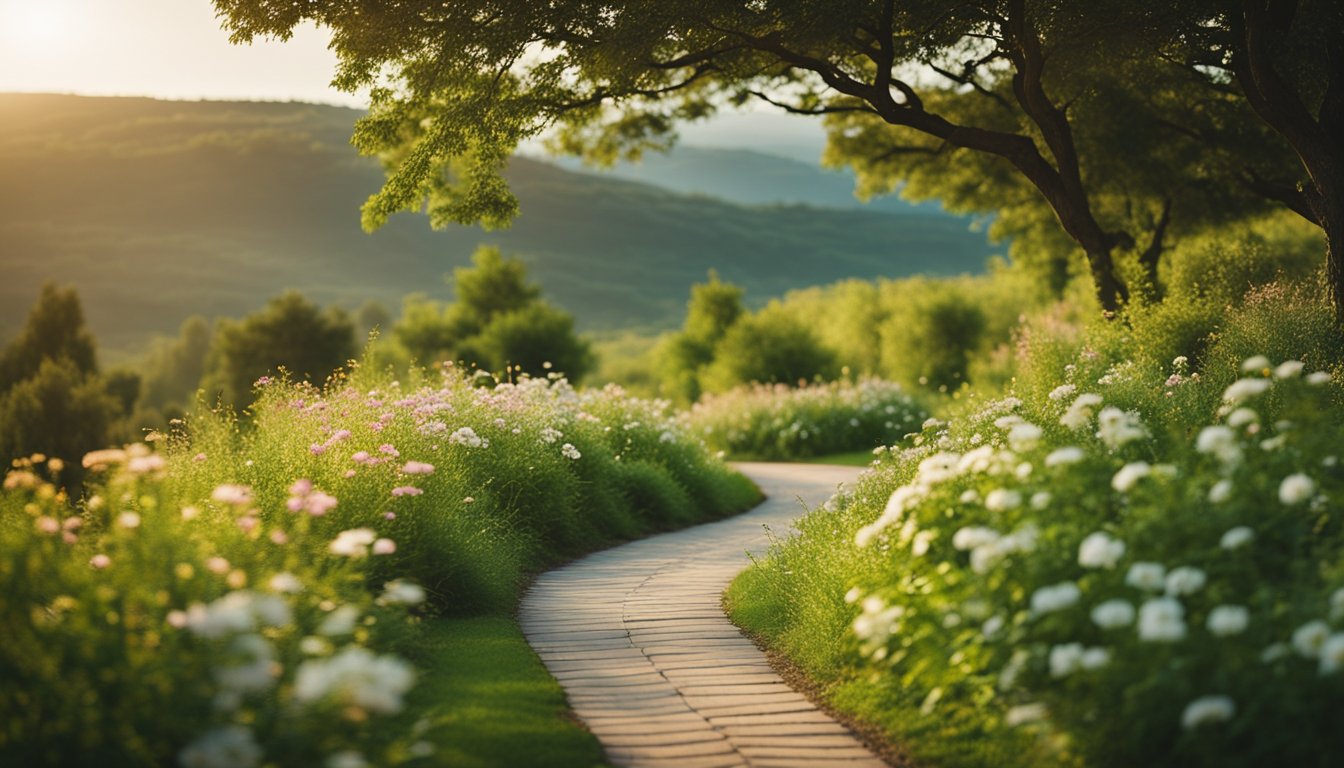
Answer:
0, 364, 758, 766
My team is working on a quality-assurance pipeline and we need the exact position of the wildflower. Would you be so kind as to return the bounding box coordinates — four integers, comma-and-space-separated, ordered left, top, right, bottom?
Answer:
1319, 634, 1344, 674
1208, 479, 1234, 504
378, 443, 400, 457
214, 634, 277, 694
982, 616, 1005, 637
952, 527, 1000, 551
539, 428, 563, 444
181, 505, 200, 520
984, 488, 1021, 512
1096, 407, 1148, 449
1111, 462, 1151, 492
561, 443, 582, 460
372, 538, 396, 555
1261, 643, 1291, 663
89, 553, 111, 569
1044, 446, 1085, 467
36, 516, 60, 535
1182, 696, 1235, 729
1165, 566, 1207, 596
448, 427, 487, 448
178, 724, 262, 768
1138, 598, 1187, 642
81, 448, 127, 470
1048, 384, 1077, 401
206, 557, 231, 574
1196, 426, 1243, 467
1206, 605, 1250, 637
1078, 532, 1126, 569
1275, 360, 1305, 379
1005, 703, 1049, 727
330, 528, 378, 558
1220, 526, 1254, 549
1081, 647, 1111, 670
380, 580, 427, 605
268, 572, 303, 594
1030, 491, 1052, 510
1127, 562, 1166, 591
211, 484, 253, 506
317, 605, 360, 636
1092, 599, 1136, 629
1306, 371, 1332, 385
293, 646, 415, 715
1222, 378, 1272, 404
391, 485, 423, 497
127, 454, 166, 475
401, 461, 435, 475
1279, 473, 1316, 505
1007, 422, 1043, 452
1060, 393, 1104, 430
1331, 588, 1344, 621
326, 752, 369, 768
1293, 620, 1331, 658
1227, 408, 1258, 428
1242, 355, 1271, 373
1049, 643, 1085, 678
1031, 582, 1082, 615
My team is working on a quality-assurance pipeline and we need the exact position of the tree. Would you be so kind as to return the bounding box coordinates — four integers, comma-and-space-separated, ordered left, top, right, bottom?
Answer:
213, 0, 1312, 316
656, 272, 746, 401
0, 283, 97, 391
138, 315, 215, 413
202, 292, 357, 406
701, 307, 839, 392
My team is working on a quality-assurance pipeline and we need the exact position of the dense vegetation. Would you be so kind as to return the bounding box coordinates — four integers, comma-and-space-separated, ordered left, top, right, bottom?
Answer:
0, 94, 994, 358
727, 277, 1344, 767
0, 362, 759, 766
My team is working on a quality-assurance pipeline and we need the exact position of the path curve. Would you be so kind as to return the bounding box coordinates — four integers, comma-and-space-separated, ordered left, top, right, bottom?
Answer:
519, 462, 885, 768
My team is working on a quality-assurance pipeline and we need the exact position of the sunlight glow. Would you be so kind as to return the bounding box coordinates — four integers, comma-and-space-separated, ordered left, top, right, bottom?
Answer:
0, 1, 79, 51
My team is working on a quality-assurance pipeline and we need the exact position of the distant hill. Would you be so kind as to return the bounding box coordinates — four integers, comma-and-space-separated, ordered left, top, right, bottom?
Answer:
550, 146, 945, 214
0, 94, 997, 358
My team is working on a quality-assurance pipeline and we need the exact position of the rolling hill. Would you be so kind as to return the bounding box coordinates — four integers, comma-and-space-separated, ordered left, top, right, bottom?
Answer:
0, 94, 997, 358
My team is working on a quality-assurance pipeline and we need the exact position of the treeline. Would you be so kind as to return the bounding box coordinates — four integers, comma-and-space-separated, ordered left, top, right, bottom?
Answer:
637, 211, 1325, 403
0, 246, 590, 471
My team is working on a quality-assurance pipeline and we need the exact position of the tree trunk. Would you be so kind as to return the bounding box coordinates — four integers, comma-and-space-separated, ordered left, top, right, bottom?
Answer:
1086, 247, 1128, 315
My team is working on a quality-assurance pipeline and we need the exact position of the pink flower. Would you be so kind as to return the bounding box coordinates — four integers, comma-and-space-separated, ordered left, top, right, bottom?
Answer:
330, 430, 352, 442
352, 451, 372, 464
89, 554, 111, 569
254, 376, 272, 387
35, 516, 60, 535
305, 491, 338, 516
206, 556, 230, 574
192, 452, 208, 463
384, 512, 396, 520
309, 443, 326, 456
289, 479, 314, 496
391, 486, 423, 497
270, 530, 289, 545
373, 538, 397, 555
237, 516, 259, 534
401, 461, 435, 475
211, 484, 253, 507
379, 444, 400, 457
344, 469, 357, 478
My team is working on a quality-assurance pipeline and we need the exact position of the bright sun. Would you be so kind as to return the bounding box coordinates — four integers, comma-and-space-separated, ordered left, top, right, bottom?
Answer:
0, 1, 77, 52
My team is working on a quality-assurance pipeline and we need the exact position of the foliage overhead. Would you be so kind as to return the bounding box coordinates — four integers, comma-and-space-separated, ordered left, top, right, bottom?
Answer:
213, 0, 1337, 316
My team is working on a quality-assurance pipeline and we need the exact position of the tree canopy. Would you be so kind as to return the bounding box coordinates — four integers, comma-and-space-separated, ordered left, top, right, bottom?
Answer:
214, 0, 1342, 317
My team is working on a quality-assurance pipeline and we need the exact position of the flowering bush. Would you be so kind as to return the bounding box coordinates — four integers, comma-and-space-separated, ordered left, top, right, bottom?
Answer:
730, 354, 1344, 768
686, 378, 925, 459
1, 365, 759, 765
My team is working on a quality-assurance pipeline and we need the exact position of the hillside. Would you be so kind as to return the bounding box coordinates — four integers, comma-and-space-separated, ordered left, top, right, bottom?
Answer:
0, 94, 997, 357
550, 145, 945, 214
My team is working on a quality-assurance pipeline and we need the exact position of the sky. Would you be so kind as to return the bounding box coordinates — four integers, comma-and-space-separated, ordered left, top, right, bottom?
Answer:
0, 0, 827, 160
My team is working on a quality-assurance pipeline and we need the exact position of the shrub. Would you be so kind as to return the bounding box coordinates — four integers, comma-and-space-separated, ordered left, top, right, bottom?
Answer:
701, 305, 839, 392
688, 378, 925, 460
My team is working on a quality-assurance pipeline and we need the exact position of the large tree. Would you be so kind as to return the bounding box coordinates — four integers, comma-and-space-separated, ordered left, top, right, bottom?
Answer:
213, 0, 1324, 315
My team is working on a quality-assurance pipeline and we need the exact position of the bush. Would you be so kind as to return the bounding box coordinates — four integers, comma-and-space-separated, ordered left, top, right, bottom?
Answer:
701, 305, 839, 392
730, 350, 1344, 768
688, 378, 926, 460
0, 363, 761, 765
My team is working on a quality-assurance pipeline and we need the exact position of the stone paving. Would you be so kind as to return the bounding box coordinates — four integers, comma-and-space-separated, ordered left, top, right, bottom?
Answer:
519, 462, 888, 768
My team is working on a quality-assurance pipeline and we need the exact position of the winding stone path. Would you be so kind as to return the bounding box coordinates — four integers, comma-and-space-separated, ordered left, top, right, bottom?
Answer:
519, 462, 886, 768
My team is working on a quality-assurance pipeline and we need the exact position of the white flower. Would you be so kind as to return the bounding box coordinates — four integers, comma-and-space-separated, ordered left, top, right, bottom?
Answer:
982, 615, 1005, 637
1165, 566, 1207, 596
1031, 582, 1082, 615
1274, 360, 1305, 379
317, 605, 360, 636
1126, 562, 1166, 591
214, 634, 277, 694
1096, 407, 1148, 449
1293, 620, 1331, 658
183, 591, 291, 639
1182, 696, 1235, 729
179, 725, 262, 768
984, 488, 1022, 512
1220, 526, 1254, 550
1196, 426, 1243, 467
911, 530, 935, 557
1049, 643, 1086, 677
380, 579, 426, 605
1319, 634, 1344, 674
1331, 588, 1344, 621
1048, 384, 1077, 401
1080, 647, 1111, 670
953, 527, 1000, 551
1222, 377, 1271, 404
959, 489, 980, 504
1060, 393, 1103, 430
1306, 371, 1333, 385
1138, 598, 1187, 642
1111, 462, 1151, 493
372, 538, 397, 555
561, 443, 582, 460
1007, 423, 1043, 452
1241, 355, 1271, 372
293, 646, 415, 715
1078, 531, 1126, 569
329, 528, 378, 558
1044, 446, 1085, 467
539, 427, 563, 444
1091, 599, 1136, 629
117, 512, 141, 529
326, 752, 369, 768
1206, 605, 1250, 636
1030, 491, 1052, 510
1279, 473, 1316, 505
1227, 408, 1258, 428
1261, 643, 1291, 663
268, 572, 303, 594
1208, 479, 1234, 504
917, 452, 961, 485
210, 484, 254, 507
448, 427, 488, 448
